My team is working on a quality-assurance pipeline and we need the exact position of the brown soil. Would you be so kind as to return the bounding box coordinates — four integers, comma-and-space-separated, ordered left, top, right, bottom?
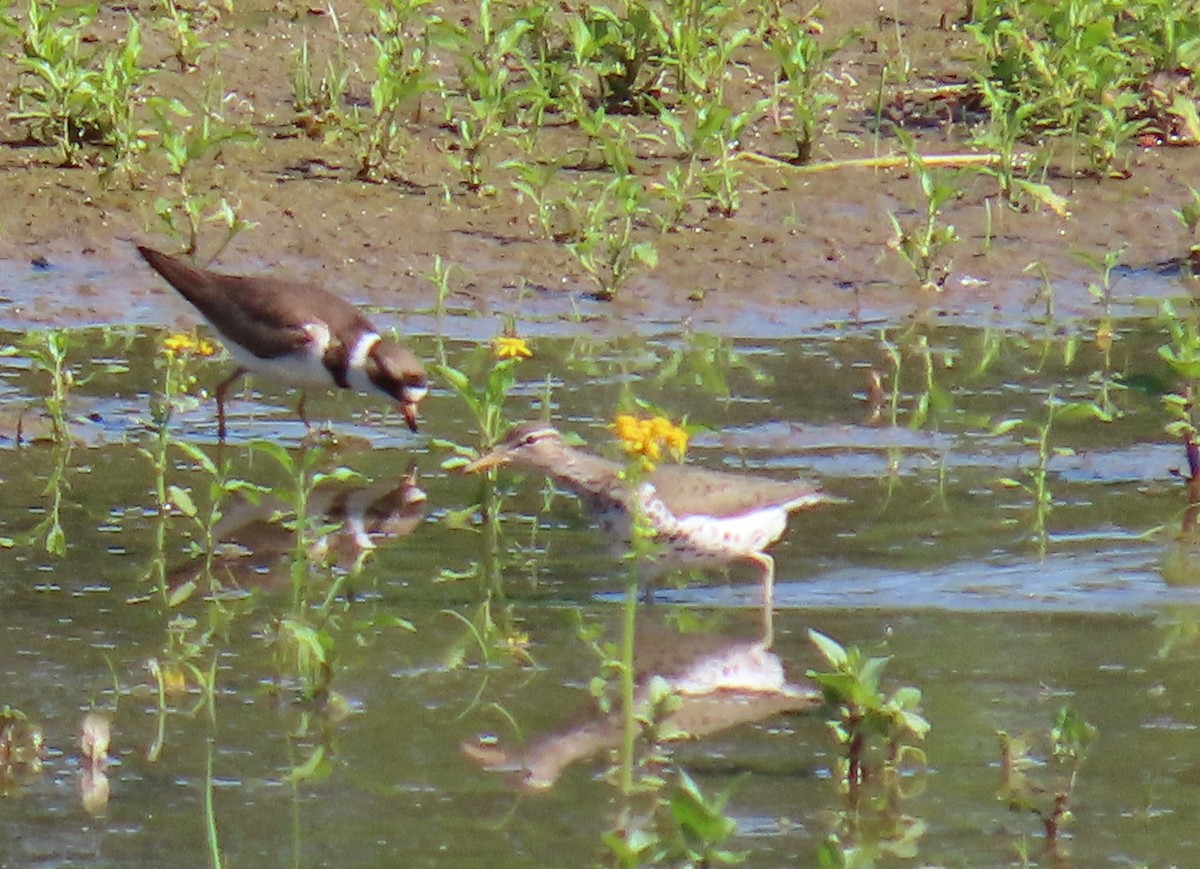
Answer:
0, 0, 1196, 335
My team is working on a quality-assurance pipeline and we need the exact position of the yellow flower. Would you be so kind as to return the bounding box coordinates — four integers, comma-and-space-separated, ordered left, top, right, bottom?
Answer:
612, 414, 688, 468
493, 335, 532, 360
163, 333, 217, 358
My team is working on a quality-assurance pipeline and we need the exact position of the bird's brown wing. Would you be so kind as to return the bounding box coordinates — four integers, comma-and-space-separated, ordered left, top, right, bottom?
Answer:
648, 463, 833, 518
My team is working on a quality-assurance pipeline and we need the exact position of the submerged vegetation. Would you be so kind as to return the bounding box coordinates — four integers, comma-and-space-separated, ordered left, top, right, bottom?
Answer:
2, 0, 1200, 866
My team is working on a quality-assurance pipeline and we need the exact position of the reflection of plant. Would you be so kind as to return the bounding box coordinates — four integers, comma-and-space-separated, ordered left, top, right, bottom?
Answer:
997, 706, 1096, 863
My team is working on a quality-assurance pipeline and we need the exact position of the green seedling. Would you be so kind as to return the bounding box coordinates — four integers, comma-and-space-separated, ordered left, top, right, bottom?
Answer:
356, 0, 433, 182
967, 0, 1161, 178
657, 94, 759, 227
661, 0, 750, 97
998, 706, 1097, 863
156, 0, 213, 71
568, 1, 667, 114
148, 89, 257, 256
806, 630, 929, 800
565, 173, 658, 301
887, 141, 960, 291
1174, 187, 1200, 275
290, 23, 353, 141
6, 2, 150, 173
994, 395, 1111, 554
767, 12, 854, 164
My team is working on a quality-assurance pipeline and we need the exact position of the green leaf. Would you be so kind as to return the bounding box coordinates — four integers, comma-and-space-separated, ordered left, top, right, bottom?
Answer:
167, 484, 197, 517
808, 630, 848, 669
174, 439, 218, 476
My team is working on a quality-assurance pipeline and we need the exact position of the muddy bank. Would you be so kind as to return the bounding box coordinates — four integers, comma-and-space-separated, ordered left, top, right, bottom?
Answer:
0, 0, 1196, 337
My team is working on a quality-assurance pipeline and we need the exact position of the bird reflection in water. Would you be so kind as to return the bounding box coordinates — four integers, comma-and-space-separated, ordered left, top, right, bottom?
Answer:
167, 467, 428, 597
462, 619, 819, 791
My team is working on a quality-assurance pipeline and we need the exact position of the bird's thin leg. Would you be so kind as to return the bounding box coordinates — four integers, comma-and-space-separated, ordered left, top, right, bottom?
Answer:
296, 393, 311, 430
748, 552, 776, 649
215, 367, 246, 442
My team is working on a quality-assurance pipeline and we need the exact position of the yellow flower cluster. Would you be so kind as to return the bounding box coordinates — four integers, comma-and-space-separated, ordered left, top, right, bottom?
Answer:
493, 335, 532, 360
162, 333, 217, 358
613, 414, 689, 466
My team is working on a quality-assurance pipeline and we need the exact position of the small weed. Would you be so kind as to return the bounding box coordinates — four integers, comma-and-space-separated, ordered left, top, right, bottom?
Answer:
994, 394, 1110, 553
155, 0, 216, 72
356, 0, 433, 182
435, 329, 534, 461
767, 12, 854, 164
147, 87, 258, 256
886, 138, 960, 291
290, 23, 352, 141
1174, 187, 1200, 276
6, 2, 150, 172
997, 706, 1097, 862
806, 630, 929, 801
565, 173, 658, 301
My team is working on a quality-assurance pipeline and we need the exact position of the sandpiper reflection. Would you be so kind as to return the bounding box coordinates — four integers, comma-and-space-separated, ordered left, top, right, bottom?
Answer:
463, 620, 819, 791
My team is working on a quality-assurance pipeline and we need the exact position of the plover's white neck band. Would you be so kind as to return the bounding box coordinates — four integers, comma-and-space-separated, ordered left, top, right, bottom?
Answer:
349, 331, 382, 369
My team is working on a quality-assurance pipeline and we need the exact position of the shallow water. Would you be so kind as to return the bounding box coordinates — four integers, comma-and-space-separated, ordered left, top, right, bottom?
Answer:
2, 311, 1199, 867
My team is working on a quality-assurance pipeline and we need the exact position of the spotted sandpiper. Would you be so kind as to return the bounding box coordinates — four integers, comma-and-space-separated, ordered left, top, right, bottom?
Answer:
463, 423, 839, 643
137, 246, 427, 439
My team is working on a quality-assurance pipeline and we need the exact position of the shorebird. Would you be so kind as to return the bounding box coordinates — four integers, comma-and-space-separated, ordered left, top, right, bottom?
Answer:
137, 246, 427, 439
463, 423, 839, 642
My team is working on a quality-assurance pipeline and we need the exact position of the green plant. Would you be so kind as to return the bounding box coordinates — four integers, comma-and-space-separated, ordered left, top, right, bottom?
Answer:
1174, 187, 1200, 275
886, 141, 960, 291
656, 94, 757, 226
967, 0, 1166, 177
660, 0, 751, 97
767, 12, 853, 163
995, 394, 1110, 552
997, 706, 1097, 861
806, 630, 929, 799
6, 1, 150, 171
355, 0, 433, 182
436, 331, 534, 463
156, 0, 214, 71
1158, 301, 1200, 496
565, 173, 658, 301
433, 0, 531, 192
290, 23, 352, 141
148, 88, 257, 256
568, 1, 667, 114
